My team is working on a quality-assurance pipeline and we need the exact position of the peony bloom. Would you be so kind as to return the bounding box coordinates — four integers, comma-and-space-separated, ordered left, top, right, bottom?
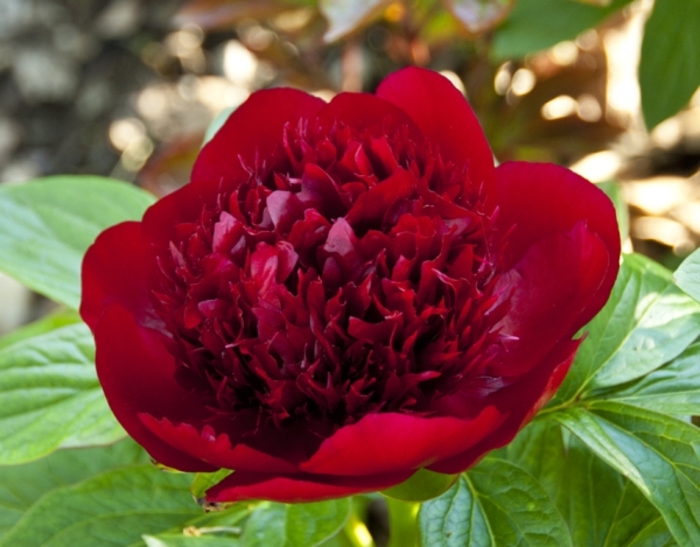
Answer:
81, 68, 619, 503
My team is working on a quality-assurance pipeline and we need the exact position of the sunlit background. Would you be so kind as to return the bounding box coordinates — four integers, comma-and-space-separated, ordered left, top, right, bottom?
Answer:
1, 0, 699, 342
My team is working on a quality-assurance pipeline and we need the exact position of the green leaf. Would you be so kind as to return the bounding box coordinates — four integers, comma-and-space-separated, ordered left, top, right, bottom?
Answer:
674, 247, 700, 303
134, 504, 253, 547
0, 310, 80, 352
639, 0, 700, 129
555, 401, 700, 546
0, 176, 155, 309
143, 535, 240, 547
0, 320, 124, 464
419, 457, 572, 546
603, 342, 700, 415
382, 468, 458, 502
190, 470, 233, 500
0, 439, 147, 540
319, 0, 390, 42
491, 0, 632, 60
137, 504, 252, 547
500, 421, 675, 546
286, 500, 352, 547
242, 499, 351, 547
553, 253, 700, 405
0, 465, 200, 547
241, 504, 286, 547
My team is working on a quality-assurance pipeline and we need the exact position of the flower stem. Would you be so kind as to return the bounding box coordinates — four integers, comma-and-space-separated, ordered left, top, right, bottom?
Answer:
344, 512, 375, 547
386, 497, 420, 547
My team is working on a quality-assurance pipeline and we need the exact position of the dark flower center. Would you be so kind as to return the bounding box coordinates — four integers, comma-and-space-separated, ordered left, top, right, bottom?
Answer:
150, 116, 508, 431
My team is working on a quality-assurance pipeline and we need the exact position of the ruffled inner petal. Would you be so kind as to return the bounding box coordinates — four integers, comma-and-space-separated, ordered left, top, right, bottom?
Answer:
192, 88, 326, 186
376, 67, 495, 205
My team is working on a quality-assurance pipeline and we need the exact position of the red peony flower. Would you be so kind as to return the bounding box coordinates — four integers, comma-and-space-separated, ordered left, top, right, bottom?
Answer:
81, 68, 620, 503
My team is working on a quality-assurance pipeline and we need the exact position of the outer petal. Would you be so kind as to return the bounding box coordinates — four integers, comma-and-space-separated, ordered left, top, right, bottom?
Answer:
141, 179, 214, 249
139, 416, 299, 473
494, 162, 620, 328
142, 89, 325, 249
192, 88, 325, 185
492, 222, 609, 376
206, 470, 413, 503
95, 304, 216, 472
376, 67, 495, 201
80, 221, 155, 332
316, 92, 424, 143
299, 406, 502, 476
428, 338, 579, 474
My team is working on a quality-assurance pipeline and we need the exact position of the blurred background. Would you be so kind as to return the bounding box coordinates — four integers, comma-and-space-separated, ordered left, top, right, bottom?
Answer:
0, 0, 699, 335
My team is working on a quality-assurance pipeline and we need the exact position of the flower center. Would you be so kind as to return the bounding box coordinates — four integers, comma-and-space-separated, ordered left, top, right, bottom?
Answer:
150, 118, 508, 430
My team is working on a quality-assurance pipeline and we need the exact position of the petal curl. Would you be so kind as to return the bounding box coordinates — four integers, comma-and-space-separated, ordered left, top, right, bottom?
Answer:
376, 67, 495, 201
206, 470, 413, 503
299, 406, 502, 476
494, 162, 620, 328
94, 304, 216, 472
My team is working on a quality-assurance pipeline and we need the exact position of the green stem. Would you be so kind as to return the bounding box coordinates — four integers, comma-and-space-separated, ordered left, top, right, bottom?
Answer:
343, 497, 376, 547
386, 497, 420, 547
343, 517, 375, 547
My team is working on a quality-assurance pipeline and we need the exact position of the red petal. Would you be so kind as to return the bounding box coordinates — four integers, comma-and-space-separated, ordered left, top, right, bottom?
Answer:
299, 407, 502, 476
206, 470, 413, 503
141, 178, 214, 249
428, 338, 579, 474
191, 88, 325, 186
494, 162, 620, 328
94, 304, 216, 472
345, 168, 414, 229
376, 67, 495, 202
139, 416, 298, 473
493, 222, 610, 376
316, 91, 424, 143
80, 221, 153, 332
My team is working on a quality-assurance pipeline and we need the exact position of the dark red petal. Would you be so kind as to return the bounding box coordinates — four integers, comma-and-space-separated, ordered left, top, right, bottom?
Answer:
141, 179, 211, 248
376, 67, 495, 202
139, 416, 299, 473
492, 222, 609, 376
494, 161, 620, 328
80, 222, 153, 332
428, 338, 579, 474
94, 303, 216, 472
206, 470, 413, 503
191, 88, 326, 186
298, 407, 502, 476
316, 91, 424, 144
